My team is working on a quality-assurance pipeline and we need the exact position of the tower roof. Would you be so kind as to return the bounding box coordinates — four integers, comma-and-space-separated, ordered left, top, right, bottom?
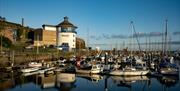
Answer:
57, 16, 77, 28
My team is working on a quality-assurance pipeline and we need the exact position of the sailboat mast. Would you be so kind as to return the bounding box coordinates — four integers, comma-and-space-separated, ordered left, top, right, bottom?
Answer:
130, 21, 133, 56
87, 28, 89, 56
164, 19, 168, 56
169, 35, 171, 55
131, 21, 141, 52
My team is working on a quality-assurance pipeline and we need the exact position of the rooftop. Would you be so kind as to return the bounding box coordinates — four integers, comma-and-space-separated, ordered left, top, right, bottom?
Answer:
57, 16, 77, 28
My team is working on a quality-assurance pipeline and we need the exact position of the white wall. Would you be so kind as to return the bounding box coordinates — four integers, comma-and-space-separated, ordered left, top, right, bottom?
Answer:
44, 26, 56, 31
58, 32, 76, 49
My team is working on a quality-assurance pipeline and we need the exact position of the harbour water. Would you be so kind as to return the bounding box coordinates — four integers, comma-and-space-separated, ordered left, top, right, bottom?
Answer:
1, 66, 180, 91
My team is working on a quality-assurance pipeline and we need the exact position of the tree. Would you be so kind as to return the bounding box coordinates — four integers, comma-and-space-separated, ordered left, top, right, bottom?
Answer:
0, 21, 5, 53
0, 21, 12, 49
16, 28, 23, 41
0, 36, 12, 48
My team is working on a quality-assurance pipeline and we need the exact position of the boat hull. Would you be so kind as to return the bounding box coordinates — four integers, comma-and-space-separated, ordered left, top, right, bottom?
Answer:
21, 67, 40, 73
76, 68, 102, 74
160, 68, 179, 75
109, 70, 149, 76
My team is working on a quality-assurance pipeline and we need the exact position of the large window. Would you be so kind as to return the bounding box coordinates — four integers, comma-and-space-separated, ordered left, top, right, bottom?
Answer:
61, 28, 68, 32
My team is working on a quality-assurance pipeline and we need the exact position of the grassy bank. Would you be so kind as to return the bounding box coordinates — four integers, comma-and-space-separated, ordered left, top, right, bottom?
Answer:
0, 47, 90, 67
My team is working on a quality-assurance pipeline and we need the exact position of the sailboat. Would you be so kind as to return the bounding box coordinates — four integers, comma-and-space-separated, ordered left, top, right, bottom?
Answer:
75, 59, 103, 74
75, 64, 103, 74
109, 21, 149, 76
158, 20, 179, 76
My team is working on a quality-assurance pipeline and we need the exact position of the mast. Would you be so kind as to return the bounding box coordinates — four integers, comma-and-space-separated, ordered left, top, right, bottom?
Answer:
149, 35, 151, 52
145, 33, 147, 52
164, 19, 168, 56
130, 21, 141, 52
130, 21, 133, 56
168, 35, 171, 55
87, 28, 89, 56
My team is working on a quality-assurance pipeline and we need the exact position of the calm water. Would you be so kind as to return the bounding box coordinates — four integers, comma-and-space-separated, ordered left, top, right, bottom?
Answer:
1, 61, 180, 91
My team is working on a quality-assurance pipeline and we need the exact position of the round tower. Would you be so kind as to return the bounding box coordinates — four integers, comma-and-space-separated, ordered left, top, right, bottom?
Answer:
56, 16, 77, 51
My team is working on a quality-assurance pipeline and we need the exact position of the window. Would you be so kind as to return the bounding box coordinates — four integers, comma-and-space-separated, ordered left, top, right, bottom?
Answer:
68, 27, 72, 31
61, 28, 68, 32
62, 35, 69, 37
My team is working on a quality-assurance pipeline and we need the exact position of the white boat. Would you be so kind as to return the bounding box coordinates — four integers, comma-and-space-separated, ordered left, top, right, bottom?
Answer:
76, 64, 103, 74
38, 67, 55, 74
21, 67, 40, 73
21, 71, 39, 76
28, 62, 42, 67
21, 67, 55, 76
45, 70, 54, 76
109, 67, 149, 76
159, 62, 179, 75
160, 68, 179, 75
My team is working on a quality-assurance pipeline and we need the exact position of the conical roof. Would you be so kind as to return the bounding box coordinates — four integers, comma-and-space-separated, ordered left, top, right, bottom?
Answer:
57, 16, 77, 28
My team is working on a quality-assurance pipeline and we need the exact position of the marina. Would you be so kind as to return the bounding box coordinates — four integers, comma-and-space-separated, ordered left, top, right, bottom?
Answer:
0, 52, 180, 91
0, 69, 180, 91
1, 0, 180, 91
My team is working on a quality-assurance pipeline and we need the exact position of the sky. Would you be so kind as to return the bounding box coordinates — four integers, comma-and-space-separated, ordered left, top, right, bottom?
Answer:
0, 0, 180, 50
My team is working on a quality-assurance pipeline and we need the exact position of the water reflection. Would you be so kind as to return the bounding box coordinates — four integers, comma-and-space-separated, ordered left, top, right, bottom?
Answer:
0, 71, 16, 91
0, 72, 180, 91
110, 76, 149, 83
157, 76, 179, 88
38, 73, 76, 91
109, 76, 150, 91
76, 73, 103, 83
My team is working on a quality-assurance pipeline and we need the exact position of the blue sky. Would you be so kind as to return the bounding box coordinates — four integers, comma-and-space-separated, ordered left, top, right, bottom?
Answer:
0, 0, 180, 50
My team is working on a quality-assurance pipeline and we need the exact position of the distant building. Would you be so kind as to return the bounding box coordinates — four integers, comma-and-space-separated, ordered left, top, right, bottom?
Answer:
76, 37, 86, 49
34, 16, 77, 51
34, 26, 56, 46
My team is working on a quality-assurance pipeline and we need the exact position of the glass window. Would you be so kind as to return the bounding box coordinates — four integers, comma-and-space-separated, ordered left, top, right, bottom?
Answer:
68, 27, 72, 31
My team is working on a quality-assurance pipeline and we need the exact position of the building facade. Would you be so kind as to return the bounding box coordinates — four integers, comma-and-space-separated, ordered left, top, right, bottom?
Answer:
56, 16, 77, 51
34, 16, 77, 51
34, 25, 56, 46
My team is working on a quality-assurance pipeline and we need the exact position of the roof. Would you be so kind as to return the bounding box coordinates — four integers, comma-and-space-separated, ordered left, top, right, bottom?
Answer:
57, 16, 77, 28
42, 24, 56, 27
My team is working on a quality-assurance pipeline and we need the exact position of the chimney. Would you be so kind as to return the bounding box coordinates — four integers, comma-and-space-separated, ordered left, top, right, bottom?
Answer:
22, 18, 24, 26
